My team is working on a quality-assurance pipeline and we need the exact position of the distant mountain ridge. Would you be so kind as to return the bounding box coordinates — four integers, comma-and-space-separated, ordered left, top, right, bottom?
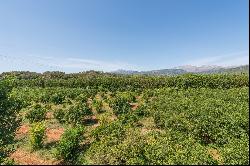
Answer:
174, 65, 224, 72
112, 64, 249, 75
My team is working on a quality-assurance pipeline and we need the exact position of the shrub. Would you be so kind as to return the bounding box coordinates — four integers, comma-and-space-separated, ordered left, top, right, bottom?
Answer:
50, 93, 65, 104
55, 126, 84, 160
110, 96, 131, 116
0, 78, 21, 164
85, 129, 145, 165
117, 91, 136, 103
92, 99, 104, 113
220, 136, 249, 165
64, 103, 92, 126
1, 158, 15, 165
149, 87, 249, 146
29, 122, 46, 150
25, 104, 47, 123
53, 109, 66, 124
53, 103, 92, 126
75, 93, 89, 103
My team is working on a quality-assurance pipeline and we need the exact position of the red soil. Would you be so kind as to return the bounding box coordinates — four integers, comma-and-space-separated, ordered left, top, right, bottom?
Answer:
46, 128, 64, 142
46, 112, 54, 119
15, 124, 29, 139
130, 103, 139, 110
10, 149, 60, 165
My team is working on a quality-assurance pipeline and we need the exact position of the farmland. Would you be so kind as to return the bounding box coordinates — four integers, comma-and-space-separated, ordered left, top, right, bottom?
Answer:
0, 72, 249, 165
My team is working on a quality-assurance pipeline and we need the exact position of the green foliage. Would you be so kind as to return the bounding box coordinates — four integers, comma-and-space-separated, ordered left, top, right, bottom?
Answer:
2, 73, 249, 165
54, 103, 92, 126
6, 72, 248, 91
149, 88, 249, 147
110, 96, 132, 116
25, 104, 47, 123
0, 78, 21, 164
142, 132, 218, 165
117, 91, 136, 103
55, 126, 85, 161
53, 109, 66, 124
82, 86, 249, 165
64, 103, 92, 126
118, 106, 147, 126
1, 158, 15, 165
85, 129, 145, 165
92, 98, 104, 113
220, 136, 249, 165
85, 130, 218, 165
29, 122, 46, 150
50, 93, 65, 104
75, 93, 89, 103
91, 120, 127, 141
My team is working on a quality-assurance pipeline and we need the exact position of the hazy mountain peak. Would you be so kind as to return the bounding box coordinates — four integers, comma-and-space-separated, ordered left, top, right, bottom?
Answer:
112, 64, 248, 75
175, 65, 223, 72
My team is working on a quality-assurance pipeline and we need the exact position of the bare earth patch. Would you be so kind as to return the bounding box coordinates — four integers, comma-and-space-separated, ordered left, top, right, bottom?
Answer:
10, 149, 60, 165
46, 112, 54, 119
208, 148, 223, 164
15, 124, 29, 139
46, 128, 64, 142
130, 103, 139, 110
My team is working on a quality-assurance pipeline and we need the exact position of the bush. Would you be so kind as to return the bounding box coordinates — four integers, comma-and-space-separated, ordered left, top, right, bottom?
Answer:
29, 122, 46, 150
149, 87, 249, 147
53, 103, 92, 126
50, 93, 65, 104
0, 78, 21, 164
1, 158, 15, 165
92, 99, 104, 113
75, 93, 89, 103
85, 129, 145, 165
64, 103, 92, 126
25, 104, 47, 123
53, 109, 66, 124
220, 136, 249, 165
110, 96, 131, 116
55, 126, 84, 160
85, 129, 218, 165
117, 91, 136, 103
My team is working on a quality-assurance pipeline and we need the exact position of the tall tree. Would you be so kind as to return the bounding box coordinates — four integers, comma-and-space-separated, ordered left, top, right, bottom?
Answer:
0, 78, 21, 164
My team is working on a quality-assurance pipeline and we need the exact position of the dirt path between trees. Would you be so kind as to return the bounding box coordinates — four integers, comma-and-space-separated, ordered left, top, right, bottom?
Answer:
10, 149, 61, 165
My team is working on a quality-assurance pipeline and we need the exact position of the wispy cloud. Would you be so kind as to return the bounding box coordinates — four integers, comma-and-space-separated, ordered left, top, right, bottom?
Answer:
184, 50, 249, 67
0, 54, 139, 73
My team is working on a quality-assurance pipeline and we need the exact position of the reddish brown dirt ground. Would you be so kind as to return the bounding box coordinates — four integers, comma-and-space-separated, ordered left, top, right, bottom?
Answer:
12, 126, 64, 165
46, 112, 54, 119
46, 128, 64, 142
130, 103, 139, 110
10, 149, 60, 165
15, 124, 29, 139
15, 124, 64, 143
91, 115, 97, 119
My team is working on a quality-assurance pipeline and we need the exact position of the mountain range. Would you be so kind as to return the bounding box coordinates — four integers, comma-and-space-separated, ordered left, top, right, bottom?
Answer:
112, 64, 249, 75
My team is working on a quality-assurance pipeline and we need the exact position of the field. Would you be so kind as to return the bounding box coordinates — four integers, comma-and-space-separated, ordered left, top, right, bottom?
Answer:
0, 72, 249, 165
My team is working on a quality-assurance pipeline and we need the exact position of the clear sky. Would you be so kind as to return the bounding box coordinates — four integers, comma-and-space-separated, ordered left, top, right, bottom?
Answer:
0, 0, 249, 73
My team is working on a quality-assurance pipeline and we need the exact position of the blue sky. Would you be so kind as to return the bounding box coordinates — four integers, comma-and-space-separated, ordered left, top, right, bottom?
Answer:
0, 0, 249, 73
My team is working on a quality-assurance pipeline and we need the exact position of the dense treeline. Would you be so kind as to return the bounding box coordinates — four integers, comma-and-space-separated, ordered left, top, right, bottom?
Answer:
1, 71, 248, 91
